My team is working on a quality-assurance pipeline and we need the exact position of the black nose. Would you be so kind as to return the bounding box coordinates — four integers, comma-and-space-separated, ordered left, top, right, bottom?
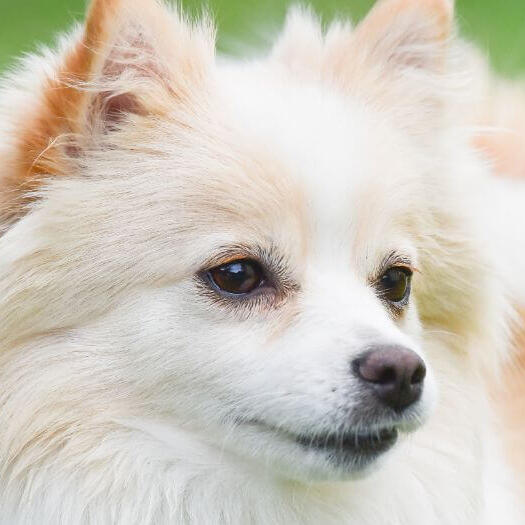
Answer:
352, 346, 426, 411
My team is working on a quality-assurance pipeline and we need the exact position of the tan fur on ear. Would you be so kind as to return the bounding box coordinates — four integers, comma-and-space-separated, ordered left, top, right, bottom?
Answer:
321, 0, 456, 135
6, 1, 124, 217
0, 0, 214, 230
357, 0, 453, 45
326, 0, 454, 79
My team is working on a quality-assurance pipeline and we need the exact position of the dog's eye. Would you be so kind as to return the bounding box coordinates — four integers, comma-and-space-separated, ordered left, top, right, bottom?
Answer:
207, 259, 265, 295
378, 267, 412, 304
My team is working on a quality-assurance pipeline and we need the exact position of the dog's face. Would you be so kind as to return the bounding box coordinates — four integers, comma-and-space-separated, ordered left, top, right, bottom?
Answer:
0, 0, 508, 484
104, 77, 436, 481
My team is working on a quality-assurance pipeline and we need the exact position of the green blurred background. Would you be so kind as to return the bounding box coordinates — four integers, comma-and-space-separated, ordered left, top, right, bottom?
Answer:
0, 0, 524, 76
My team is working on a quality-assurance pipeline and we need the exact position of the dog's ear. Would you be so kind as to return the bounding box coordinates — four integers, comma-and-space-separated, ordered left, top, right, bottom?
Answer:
5, 0, 214, 226
325, 0, 455, 132
351, 0, 453, 73
25, 0, 213, 163
67, 0, 212, 125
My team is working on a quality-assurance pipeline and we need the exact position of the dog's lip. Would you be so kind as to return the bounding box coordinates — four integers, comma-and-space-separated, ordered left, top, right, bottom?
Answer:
244, 420, 399, 456
295, 427, 399, 455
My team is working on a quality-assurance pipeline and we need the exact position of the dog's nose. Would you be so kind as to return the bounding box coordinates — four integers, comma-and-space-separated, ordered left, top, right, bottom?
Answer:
352, 346, 426, 411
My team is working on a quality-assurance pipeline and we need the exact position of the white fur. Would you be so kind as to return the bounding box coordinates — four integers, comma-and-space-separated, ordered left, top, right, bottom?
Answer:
0, 1, 522, 524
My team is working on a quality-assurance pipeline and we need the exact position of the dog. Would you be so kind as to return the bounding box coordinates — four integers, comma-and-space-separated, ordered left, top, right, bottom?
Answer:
0, 0, 523, 523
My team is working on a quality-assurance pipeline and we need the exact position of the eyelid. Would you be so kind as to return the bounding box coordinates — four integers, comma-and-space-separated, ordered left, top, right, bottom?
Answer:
201, 248, 261, 272
380, 252, 417, 272
394, 263, 418, 275
210, 255, 255, 268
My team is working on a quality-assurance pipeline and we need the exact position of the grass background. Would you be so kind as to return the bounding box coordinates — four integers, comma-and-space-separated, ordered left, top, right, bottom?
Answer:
0, 0, 524, 76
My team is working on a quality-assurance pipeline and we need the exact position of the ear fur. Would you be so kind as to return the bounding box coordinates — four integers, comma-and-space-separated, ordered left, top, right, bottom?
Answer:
351, 0, 453, 72
272, 0, 457, 134
323, 0, 456, 132
0, 0, 214, 229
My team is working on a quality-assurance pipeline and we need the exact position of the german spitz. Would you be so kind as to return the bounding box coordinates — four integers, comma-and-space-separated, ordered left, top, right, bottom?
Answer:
0, 0, 524, 523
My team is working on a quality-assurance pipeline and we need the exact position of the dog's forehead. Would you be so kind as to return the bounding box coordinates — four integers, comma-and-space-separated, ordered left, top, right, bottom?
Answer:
208, 67, 420, 257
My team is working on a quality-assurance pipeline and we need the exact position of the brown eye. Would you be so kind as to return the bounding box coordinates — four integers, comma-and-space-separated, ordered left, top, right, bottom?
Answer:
207, 259, 265, 295
378, 267, 412, 304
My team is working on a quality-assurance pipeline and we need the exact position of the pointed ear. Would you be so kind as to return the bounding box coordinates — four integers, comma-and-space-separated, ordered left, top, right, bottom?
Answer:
352, 0, 453, 73
12, 0, 214, 199
71, 0, 214, 127
325, 0, 455, 130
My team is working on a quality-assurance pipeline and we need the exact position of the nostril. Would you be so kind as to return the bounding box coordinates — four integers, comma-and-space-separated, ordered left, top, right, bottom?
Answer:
377, 365, 397, 385
410, 363, 426, 385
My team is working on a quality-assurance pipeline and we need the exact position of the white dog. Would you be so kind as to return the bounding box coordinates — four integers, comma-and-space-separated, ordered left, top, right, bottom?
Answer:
0, 0, 523, 523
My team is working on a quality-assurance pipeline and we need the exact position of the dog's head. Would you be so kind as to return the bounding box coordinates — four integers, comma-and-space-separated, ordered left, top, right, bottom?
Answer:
0, 0, 510, 482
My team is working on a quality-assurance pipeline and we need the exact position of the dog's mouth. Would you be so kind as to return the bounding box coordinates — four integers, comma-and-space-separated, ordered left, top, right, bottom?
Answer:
246, 420, 399, 460
295, 427, 399, 456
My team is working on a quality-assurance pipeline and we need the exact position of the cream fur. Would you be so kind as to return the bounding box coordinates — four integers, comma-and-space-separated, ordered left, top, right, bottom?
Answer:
0, 0, 523, 524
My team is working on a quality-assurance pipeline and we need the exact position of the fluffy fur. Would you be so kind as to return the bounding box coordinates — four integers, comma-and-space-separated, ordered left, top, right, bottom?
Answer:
468, 45, 525, 496
0, 0, 524, 523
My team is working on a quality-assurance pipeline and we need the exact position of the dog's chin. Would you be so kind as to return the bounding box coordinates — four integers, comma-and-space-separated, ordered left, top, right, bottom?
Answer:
228, 416, 424, 483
